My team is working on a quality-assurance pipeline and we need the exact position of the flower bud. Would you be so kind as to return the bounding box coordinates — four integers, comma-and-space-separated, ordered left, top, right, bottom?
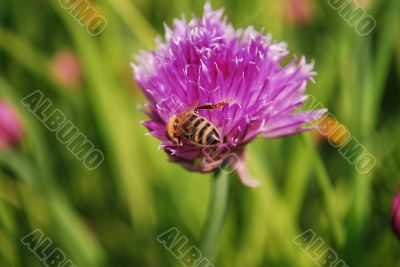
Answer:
0, 98, 24, 149
391, 193, 400, 239
50, 50, 82, 88
284, 0, 315, 26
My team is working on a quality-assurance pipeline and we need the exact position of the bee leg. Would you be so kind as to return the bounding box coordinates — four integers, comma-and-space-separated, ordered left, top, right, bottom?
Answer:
194, 99, 230, 113
170, 136, 179, 146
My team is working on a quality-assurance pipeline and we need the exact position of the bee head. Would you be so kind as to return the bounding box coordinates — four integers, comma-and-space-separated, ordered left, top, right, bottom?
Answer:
166, 115, 180, 144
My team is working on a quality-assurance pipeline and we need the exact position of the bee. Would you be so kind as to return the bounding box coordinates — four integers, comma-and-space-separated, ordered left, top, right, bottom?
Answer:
166, 100, 229, 146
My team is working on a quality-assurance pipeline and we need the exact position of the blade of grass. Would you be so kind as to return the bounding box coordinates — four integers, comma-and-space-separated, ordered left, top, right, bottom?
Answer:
107, 0, 158, 48
285, 136, 313, 218
0, 27, 67, 93
1, 78, 106, 267
344, 1, 399, 263
50, 0, 157, 237
245, 146, 311, 267
303, 134, 345, 247
362, 0, 399, 131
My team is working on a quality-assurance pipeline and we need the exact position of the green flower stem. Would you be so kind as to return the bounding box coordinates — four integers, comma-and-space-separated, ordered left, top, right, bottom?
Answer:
199, 170, 230, 262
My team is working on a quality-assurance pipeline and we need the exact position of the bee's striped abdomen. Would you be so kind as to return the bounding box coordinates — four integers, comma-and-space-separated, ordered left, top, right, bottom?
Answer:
180, 113, 220, 145
192, 120, 209, 143
180, 114, 201, 138
202, 127, 220, 145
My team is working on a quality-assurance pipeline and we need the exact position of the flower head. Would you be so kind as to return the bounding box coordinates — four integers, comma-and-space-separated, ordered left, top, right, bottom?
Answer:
391, 192, 400, 239
0, 98, 24, 150
132, 3, 326, 187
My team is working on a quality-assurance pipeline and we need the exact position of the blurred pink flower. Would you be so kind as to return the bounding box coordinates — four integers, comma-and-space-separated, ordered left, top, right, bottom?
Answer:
284, 0, 315, 25
0, 98, 24, 149
391, 193, 400, 239
50, 50, 82, 88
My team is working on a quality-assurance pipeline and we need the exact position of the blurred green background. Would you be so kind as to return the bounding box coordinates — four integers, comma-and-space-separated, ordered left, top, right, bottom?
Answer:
0, 0, 399, 266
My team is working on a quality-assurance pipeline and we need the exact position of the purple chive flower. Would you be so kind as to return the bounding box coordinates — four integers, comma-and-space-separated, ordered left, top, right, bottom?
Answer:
0, 98, 24, 150
131, 3, 326, 187
391, 193, 400, 239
